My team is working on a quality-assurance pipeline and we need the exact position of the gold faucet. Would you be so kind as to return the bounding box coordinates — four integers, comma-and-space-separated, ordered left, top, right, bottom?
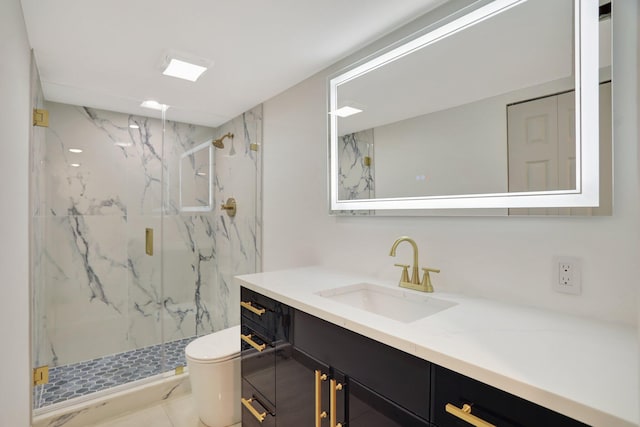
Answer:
389, 236, 439, 292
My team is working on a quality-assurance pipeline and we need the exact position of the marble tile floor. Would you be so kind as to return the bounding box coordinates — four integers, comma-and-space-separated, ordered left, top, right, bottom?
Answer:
34, 336, 196, 408
91, 394, 241, 427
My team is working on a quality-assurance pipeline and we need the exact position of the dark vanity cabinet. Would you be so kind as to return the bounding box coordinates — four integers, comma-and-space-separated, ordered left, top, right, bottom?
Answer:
240, 287, 432, 426
240, 287, 589, 427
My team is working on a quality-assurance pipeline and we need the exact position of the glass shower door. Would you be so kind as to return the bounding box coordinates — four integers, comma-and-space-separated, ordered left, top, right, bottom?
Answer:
30, 73, 262, 412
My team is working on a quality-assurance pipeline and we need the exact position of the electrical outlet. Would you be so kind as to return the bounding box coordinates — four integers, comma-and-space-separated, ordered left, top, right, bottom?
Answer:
553, 256, 581, 295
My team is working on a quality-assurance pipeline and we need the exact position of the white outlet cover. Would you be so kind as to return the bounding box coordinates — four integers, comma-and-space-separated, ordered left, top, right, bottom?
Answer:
552, 256, 582, 295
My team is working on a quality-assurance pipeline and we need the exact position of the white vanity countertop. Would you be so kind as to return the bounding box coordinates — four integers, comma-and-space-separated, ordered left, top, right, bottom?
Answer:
235, 266, 638, 427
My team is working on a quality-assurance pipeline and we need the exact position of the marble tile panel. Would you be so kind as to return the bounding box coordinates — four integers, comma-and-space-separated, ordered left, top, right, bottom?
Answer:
44, 102, 130, 217
93, 405, 174, 427
161, 394, 207, 427
338, 129, 375, 200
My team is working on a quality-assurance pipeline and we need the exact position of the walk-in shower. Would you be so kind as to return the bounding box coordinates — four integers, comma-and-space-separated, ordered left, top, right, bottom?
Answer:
30, 67, 262, 417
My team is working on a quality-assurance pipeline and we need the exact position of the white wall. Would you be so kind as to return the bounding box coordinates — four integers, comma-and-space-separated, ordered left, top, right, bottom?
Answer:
0, 0, 33, 424
263, 1, 639, 326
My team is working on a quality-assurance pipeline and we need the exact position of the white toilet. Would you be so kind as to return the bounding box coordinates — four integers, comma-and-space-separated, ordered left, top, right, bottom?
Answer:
185, 325, 241, 427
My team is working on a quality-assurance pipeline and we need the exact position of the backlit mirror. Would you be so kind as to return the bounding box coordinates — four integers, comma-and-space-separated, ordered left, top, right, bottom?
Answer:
329, 0, 609, 214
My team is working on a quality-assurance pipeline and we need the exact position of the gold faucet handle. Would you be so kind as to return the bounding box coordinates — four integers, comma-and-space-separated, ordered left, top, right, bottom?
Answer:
394, 263, 410, 284
420, 267, 439, 293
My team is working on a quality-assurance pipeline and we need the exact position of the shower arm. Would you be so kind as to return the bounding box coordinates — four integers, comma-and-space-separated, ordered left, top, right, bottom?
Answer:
212, 132, 234, 149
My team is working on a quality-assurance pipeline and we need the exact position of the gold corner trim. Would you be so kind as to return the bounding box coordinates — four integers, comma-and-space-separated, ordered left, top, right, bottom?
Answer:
33, 366, 49, 386
33, 109, 49, 127
364, 156, 372, 166
175, 365, 184, 375
250, 143, 259, 152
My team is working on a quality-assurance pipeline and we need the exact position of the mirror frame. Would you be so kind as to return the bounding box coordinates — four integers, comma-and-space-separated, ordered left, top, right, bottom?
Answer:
329, 0, 600, 211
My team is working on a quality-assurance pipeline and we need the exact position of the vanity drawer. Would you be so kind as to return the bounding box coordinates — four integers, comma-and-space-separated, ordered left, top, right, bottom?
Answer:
241, 287, 291, 340
431, 365, 589, 427
241, 324, 276, 408
241, 378, 276, 427
350, 378, 433, 427
294, 309, 431, 420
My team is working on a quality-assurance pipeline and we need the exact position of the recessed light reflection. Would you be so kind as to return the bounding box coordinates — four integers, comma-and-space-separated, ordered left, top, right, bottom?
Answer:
115, 142, 132, 147
329, 106, 363, 118
70, 163, 80, 168
69, 148, 83, 153
129, 124, 139, 129
140, 100, 169, 111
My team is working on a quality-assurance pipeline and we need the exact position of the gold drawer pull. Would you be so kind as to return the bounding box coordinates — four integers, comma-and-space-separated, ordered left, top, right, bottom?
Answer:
445, 403, 496, 427
330, 378, 343, 427
241, 397, 266, 423
241, 333, 266, 352
241, 301, 266, 316
315, 370, 328, 427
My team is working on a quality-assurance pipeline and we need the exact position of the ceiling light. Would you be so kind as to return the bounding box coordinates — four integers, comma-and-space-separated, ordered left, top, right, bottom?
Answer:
129, 124, 139, 129
329, 106, 363, 118
69, 148, 83, 153
140, 100, 169, 111
162, 58, 207, 82
70, 163, 80, 168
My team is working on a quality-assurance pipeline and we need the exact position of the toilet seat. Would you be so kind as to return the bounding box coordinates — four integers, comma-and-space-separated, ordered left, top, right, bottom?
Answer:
185, 325, 241, 364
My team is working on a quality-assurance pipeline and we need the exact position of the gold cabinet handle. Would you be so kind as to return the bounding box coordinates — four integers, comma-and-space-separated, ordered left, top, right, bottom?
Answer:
445, 403, 496, 427
241, 301, 266, 316
315, 370, 328, 427
241, 397, 266, 423
241, 333, 266, 352
330, 378, 343, 427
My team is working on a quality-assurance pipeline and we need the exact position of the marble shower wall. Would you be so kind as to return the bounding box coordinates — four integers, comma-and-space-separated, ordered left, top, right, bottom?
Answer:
33, 101, 261, 368
336, 129, 375, 215
338, 129, 374, 201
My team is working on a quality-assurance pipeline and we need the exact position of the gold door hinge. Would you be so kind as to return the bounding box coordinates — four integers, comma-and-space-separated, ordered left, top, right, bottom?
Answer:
33, 109, 49, 127
33, 366, 49, 386
250, 143, 259, 152
364, 156, 372, 167
145, 228, 154, 256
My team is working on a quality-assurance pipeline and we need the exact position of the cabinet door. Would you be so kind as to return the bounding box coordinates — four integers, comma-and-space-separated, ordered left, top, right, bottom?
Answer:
275, 344, 332, 426
294, 309, 431, 420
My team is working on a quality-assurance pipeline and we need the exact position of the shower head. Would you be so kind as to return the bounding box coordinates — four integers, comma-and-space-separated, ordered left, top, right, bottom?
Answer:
212, 132, 233, 149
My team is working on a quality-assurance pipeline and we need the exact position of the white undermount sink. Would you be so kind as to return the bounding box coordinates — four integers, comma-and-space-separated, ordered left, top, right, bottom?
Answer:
316, 282, 456, 323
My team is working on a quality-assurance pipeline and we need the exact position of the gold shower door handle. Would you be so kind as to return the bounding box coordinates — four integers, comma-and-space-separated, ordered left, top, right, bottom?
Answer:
315, 370, 328, 426
330, 378, 343, 427
240, 301, 266, 316
445, 403, 496, 427
241, 397, 266, 423
240, 333, 266, 352
145, 228, 153, 256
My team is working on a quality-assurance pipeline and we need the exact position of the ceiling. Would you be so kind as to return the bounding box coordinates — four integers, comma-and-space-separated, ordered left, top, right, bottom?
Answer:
20, 0, 445, 127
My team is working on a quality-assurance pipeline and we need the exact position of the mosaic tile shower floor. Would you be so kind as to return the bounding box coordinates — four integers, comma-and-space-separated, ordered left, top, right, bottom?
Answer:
33, 336, 195, 408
